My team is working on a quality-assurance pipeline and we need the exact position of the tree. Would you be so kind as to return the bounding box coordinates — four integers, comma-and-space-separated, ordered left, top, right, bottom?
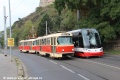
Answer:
12, 29, 19, 46
54, 0, 120, 42
37, 14, 53, 36
19, 20, 33, 39
54, 0, 80, 20
0, 37, 4, 48
54, 0, 94, 20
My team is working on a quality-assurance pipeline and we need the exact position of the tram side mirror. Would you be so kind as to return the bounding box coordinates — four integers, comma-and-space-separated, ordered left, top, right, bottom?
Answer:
73, 42, 75, 44
73, 42, 75, 46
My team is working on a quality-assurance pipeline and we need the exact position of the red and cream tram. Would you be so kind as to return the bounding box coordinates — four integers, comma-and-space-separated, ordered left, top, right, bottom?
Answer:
36, 32, 74, 58
19, 32, 74, 58
19, 40, 25, 52
19, 39, 36, 53
67, 28, 104, 58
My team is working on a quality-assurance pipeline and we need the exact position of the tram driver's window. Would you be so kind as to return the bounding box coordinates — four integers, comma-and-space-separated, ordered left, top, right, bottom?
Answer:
73, 37, 78, 47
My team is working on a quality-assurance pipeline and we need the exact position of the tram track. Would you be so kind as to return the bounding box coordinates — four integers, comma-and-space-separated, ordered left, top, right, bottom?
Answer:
12, 50, 120, 80
57, 58, 109, 80
103, 55, 120, 62
36, 56, 108, 80
38, 55, 120, 80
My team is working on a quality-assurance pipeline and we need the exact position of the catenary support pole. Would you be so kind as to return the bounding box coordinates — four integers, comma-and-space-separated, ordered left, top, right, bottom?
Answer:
8, 0, 12, 61
3, 6, 7, 56
46, 21, 47, 35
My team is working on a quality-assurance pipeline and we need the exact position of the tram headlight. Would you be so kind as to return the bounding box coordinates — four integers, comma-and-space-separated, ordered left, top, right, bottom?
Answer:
84, 48, 88, 51
62, 49, 64, 52
72, 49, 74, 51
100, 48, 103, 51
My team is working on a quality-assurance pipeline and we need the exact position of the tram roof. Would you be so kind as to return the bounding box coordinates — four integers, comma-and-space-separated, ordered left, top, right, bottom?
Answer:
26, 39, 36, 41
19, 40, 25, 42
42, 32, 72, 38
67, 29, 82, 36
36, 36, 42, 40
67, 28, 97, 36
19, 39, 36, 42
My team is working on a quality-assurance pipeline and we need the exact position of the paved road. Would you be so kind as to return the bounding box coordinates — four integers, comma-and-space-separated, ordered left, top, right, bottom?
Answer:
8, 50, 120, 80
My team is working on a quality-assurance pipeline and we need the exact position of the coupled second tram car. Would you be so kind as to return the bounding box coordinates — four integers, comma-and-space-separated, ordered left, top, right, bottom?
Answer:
67, 28, 104, 58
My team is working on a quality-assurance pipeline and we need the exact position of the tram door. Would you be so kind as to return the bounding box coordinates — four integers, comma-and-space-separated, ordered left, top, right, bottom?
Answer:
40, 39, 42, 51
30, 41, 32, 51
20, 42, 24, 50
51, 37, 56, 56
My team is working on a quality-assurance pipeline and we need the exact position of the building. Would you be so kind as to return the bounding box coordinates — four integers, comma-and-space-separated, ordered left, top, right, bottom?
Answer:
39, 0, 54, 7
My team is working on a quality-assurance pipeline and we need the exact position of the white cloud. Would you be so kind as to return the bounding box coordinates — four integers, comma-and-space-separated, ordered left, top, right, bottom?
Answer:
0, 0, 40, 31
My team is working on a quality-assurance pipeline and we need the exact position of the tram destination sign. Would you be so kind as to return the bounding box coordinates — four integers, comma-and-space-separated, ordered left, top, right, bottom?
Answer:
61, 33, 70, 36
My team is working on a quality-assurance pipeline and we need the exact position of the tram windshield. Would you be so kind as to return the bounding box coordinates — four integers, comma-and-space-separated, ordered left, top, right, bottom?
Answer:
57, 36, 73, 45
82, 29, 102, 48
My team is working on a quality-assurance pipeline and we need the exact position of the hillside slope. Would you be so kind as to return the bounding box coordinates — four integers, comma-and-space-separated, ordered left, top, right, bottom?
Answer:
12, 4, 78, 45
11, 2, 120, 51
12, 5, 57, 45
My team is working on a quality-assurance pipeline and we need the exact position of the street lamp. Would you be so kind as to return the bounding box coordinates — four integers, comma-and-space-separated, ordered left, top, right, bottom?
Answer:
8, 0, 12, 38
3, 6, 7, 56
8, 0, 12, 61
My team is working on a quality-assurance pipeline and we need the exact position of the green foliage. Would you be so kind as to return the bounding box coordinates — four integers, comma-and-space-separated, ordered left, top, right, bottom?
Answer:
54, 0, 65, 14
37, 14, 53, 36
11, 0, 120, 46
60, 11, 77, 31
0, 36, 4, 48
96, 22, 116, 42
100, 0, 120, 20
12, 29, 19, 46
36, 7, 43, 13
22, 20, 33, 39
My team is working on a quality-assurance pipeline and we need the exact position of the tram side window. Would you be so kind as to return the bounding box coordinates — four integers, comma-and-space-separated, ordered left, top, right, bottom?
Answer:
73, 37, 78, 47
20, 42, 23, 46
46, 38, 50, 45
73, 36, 83, 47
42, 39, 44, 45
24, 42, 27, 46
42, 39, 46, 45
44, 39, 46, 45
22, 42, 24, 46
19, 42, 21, 46
33, 41, 36, 45
36, 40, 39, 45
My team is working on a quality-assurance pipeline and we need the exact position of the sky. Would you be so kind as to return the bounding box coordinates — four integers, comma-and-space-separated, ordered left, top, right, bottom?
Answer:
0, 0, 40, 31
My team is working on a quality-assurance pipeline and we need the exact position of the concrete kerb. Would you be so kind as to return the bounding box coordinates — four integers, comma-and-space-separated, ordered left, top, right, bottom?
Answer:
0, 49, 28, 80
13, 56, 28, 80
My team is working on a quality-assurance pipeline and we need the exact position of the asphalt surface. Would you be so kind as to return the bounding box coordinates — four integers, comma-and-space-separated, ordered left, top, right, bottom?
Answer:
0, 52, 17, 80
9, 50, 120, 80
